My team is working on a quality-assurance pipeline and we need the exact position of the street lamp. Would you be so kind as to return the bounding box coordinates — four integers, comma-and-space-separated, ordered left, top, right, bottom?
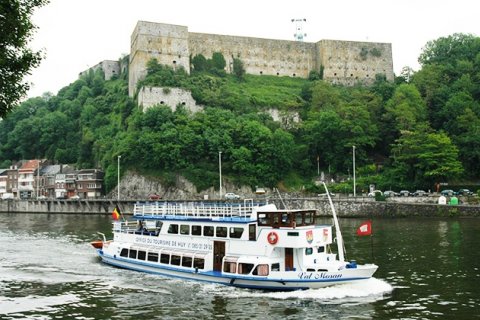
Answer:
353, 146, 356, 197
117, 155, 121, 201
219, 151, 222, 198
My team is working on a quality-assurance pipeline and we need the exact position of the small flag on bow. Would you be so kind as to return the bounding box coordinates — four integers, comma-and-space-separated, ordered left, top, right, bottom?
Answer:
356, 220, 372, 236
112, 205, 121, 220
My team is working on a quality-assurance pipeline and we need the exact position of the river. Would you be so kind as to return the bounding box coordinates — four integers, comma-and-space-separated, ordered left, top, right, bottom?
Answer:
0, 213, 479, 319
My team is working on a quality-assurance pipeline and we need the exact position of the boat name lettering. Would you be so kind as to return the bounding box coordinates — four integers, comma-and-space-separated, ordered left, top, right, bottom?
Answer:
298, 272, 343, 280
134, 237, 212, 250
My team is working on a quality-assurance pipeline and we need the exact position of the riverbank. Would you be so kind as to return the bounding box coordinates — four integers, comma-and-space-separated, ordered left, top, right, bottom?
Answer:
0, 198, 478, 217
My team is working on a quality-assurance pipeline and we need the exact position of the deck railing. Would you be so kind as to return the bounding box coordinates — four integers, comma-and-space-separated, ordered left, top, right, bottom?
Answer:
133, 200, 260, 220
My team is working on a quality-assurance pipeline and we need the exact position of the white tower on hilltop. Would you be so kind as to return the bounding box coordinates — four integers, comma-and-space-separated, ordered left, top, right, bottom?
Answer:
292, 18, 307, 41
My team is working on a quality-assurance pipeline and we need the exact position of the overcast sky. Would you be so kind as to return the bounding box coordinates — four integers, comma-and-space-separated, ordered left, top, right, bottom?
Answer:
26, 0, 479, 98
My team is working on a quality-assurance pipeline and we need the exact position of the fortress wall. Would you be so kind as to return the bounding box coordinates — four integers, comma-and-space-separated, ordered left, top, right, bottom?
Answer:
188, 33, 316, 78
138, 86, 203, 113
318, 40, 394, 85
79, 60, 120, 80
129, 21, 190, 96
128, 21, 395, 97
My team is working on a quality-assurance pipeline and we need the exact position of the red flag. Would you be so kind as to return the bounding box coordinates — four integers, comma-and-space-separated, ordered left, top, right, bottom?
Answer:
112, 206, 121, 220
356, 220, 372, 236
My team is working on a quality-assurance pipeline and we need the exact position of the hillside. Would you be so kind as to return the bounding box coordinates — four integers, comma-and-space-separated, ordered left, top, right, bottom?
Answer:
0, 33, 479, 194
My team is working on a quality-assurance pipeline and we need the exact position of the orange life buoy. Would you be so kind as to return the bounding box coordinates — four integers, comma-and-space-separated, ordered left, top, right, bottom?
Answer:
267, 231, 279, 245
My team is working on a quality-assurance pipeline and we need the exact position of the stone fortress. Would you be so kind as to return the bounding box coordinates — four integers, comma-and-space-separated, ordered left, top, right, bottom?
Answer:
83, 21, 394, 112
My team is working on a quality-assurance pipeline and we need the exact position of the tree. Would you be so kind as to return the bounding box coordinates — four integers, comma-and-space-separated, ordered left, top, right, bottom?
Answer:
389, 130, 463, 186
418, 33, 480, 67
232, 58, 245, 80
0, 0, 49, 118
211, 52, 226, 71
191, 54, 208, 72
382, 84, 428, 148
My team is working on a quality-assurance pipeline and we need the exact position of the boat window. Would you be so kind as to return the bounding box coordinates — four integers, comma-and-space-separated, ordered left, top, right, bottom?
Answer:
249, 224, 256, 241
138, 250, 146, 260
238, 263, 254, 275
230, 227, 244, 239
271, 263, 280, 271
253, 264, 269, 276
258, 213, 268, 225
223, 261, 237, 273
281, 213, 289, 224
192, 225, 202, 236
204, 226, 214, 237
160, 253, 170, 264
318, 246, 325, 253
304, 212, 314, 225
194, 258, 205, 270
168, 224, 178, 234
182, 256, 193, 268
272, 214, 280, 228
148, 252, 159, 262
129, 249, 137, 259
305, 248, 313, 255
171, 255, 181, 266
180, 224, 190, 235
120, 248, 128, 257
216, 226, 227, 238
295, 213, 303, 226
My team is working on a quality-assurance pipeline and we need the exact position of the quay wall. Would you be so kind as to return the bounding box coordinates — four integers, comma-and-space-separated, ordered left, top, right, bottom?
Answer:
1, 199, 479, 218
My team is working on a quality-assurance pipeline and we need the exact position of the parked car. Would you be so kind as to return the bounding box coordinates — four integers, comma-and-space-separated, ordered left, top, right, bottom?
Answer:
457, 189, 474, 196
368, 190, 383, 197
440, 189, 456, 196
148, 193, 161, 200
1, 193, 14, 200
70, 195, 80, 200
224, 192, 240, 200
255, 187, 266, 195
413, 190, 429, 197
399, 190, 411, 197
384, 190, 399, 197
37, 195, 47, 200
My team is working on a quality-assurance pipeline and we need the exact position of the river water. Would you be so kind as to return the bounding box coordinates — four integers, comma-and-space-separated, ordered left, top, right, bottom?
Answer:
0, 213, 479, 319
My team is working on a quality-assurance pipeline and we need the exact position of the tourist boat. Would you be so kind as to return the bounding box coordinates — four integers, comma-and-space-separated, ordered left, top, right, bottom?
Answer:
92, 187, 377, 290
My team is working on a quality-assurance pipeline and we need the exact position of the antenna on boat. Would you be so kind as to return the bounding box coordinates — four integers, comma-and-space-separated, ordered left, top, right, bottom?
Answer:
275, 188, 288, 210
322, 182, 345, 262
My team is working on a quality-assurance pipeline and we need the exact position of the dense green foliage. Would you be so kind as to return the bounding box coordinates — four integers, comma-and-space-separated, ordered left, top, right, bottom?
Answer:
1, 33, 479, 193
0, 0, 49, 118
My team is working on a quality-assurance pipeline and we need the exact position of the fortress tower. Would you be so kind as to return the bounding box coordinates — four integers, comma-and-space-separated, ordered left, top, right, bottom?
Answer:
129, 21, 394, 97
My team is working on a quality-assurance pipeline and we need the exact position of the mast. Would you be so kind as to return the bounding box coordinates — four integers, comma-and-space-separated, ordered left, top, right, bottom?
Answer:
322, 182, 345, 262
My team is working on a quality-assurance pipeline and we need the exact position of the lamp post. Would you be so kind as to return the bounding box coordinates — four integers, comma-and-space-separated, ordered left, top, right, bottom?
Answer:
353, 146, 356, 197
117, 155, 121, 201
219, 151, 222, 198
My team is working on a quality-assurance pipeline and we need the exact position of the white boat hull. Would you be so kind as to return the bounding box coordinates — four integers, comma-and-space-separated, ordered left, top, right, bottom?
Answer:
97, 250, 378, 291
